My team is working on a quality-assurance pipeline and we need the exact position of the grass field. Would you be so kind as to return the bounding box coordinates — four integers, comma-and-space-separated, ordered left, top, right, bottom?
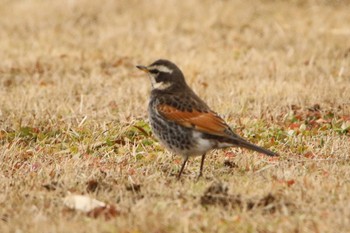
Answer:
1, 0, 350, 232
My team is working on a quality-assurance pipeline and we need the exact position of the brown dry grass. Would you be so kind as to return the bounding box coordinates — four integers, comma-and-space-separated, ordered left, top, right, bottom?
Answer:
1, 0, 350, 232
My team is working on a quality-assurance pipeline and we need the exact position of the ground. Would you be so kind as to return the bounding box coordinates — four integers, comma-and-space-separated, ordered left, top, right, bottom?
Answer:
0, 0, 350, 232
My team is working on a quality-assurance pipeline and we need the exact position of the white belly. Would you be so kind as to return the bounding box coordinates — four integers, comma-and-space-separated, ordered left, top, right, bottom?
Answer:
187, 131, 234, 157
185, 131, 215, 157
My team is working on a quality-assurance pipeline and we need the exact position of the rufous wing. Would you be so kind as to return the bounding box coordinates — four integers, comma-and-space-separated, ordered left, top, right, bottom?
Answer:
157, 104, 230, 137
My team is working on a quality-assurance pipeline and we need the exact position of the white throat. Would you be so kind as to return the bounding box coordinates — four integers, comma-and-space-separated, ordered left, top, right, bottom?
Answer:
150, 77, 172, 90
153, 82, 172, 90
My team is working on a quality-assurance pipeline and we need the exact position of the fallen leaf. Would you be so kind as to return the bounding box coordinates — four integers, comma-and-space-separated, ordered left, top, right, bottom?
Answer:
86, 180, 99, 193
87, 205, 119, 220
224, 151, 237, 158
128, 168, 136, 175
304, 151, 315, 159
341, 115, 350, 121
63, 194, 106, 212
267, 157, 280, 162
315, 118, 328, 124
288, 123, 300, 130
286, 179, 296, 187
108, 100, 118, 110
174, 158, 182, 165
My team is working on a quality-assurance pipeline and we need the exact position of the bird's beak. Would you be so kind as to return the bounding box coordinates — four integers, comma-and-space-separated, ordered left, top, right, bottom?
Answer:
136, 65, 149, 73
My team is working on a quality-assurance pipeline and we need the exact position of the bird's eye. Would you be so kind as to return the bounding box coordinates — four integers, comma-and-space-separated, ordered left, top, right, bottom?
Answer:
149, 69, 159, 74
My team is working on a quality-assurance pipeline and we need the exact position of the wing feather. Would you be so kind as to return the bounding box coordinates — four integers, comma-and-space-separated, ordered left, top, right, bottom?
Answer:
157, 104, 229, 137
156, 104, 278, 156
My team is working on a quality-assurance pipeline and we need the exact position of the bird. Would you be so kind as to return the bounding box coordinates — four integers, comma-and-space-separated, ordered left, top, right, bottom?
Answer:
136, 59, 278, 179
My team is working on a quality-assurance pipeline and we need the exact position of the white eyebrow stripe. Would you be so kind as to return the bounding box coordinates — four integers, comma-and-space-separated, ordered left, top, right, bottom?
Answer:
148, 65, 173, 74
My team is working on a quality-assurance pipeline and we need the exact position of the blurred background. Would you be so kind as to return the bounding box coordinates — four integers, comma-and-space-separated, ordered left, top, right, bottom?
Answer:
1, 0, 349, 123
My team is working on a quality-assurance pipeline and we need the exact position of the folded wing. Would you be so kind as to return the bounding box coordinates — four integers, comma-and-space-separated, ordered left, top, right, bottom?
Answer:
157, 104, 230, 137
157, 104, 278, 156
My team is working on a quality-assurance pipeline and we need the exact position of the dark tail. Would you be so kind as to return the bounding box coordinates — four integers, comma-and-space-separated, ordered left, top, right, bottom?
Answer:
230, 137, 278, 157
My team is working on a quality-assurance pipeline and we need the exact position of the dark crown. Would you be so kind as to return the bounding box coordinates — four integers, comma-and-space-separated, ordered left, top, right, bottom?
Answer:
148, 59, 187, 85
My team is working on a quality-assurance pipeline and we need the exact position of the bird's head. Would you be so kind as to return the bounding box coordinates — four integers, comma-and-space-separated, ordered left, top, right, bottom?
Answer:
136, 59, 186, 91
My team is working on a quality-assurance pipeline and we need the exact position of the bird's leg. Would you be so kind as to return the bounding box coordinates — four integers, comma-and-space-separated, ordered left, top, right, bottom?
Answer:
198, 153, 206, 179
177, 156, 188, 180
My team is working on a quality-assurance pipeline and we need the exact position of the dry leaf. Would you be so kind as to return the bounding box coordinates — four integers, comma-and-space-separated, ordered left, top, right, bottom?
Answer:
63, 194, 106, 212
87, 205, 119, 220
